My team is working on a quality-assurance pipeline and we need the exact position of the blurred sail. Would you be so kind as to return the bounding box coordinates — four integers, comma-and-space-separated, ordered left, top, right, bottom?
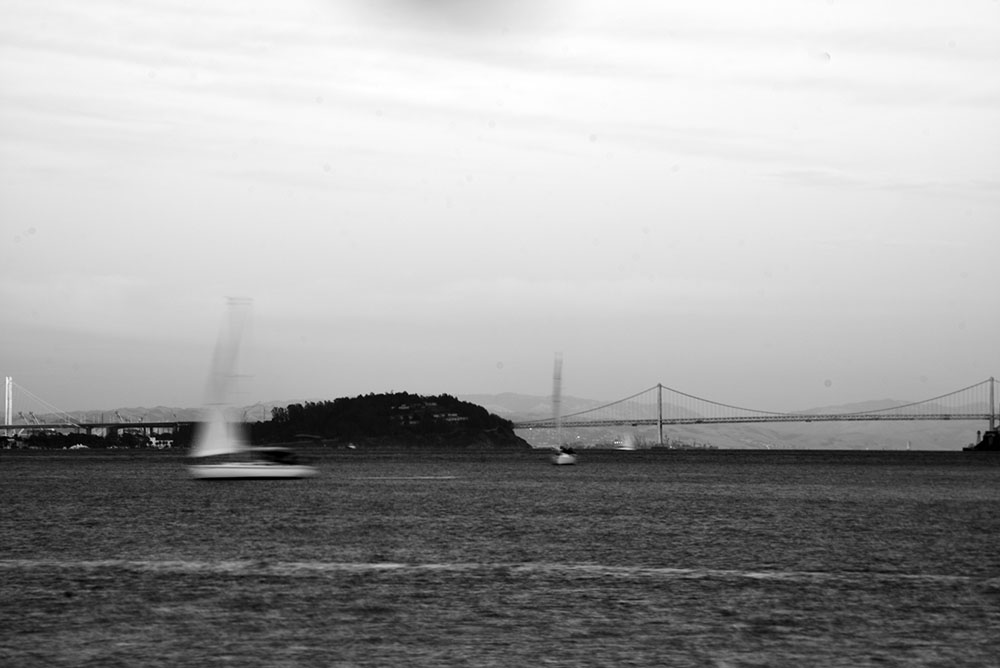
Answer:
191, 298, 252, 459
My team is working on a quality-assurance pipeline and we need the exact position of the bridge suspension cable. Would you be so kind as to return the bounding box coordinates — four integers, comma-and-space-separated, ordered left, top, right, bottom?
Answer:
826, 378, 995, 420
515, 377, 999, 432
3, 378, 82, 428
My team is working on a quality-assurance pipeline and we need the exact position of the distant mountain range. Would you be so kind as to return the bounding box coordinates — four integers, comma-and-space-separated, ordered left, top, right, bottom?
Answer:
20, 392, 987, 451
41, 395, 924, 424
459, 392, 605, 420
33, 404, 274, 424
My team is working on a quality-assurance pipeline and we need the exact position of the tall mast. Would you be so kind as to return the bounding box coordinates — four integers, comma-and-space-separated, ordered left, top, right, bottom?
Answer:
552, 353, 563, 446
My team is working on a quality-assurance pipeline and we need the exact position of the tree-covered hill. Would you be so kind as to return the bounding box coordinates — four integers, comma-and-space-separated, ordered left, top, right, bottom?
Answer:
250, 392, 531, 449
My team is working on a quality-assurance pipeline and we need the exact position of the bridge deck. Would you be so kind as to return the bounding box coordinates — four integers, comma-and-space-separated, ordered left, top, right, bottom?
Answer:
2, 421, 194, 431
515, 414, 994, 429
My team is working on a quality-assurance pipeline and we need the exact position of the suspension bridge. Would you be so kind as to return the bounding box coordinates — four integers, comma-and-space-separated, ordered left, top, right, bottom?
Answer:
3, 375, 998, 442
513, 377, 999, 439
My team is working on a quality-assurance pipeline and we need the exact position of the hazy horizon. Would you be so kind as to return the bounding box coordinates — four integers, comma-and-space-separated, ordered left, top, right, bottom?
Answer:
7, 380, 995, 420
3, 1, 998, 414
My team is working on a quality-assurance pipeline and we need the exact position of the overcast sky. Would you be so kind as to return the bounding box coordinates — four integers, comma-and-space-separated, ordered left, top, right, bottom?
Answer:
2, 0, 998, 414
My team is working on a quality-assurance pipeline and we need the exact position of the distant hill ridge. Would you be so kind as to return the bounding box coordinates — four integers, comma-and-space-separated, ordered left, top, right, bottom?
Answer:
35, 392, 958, 423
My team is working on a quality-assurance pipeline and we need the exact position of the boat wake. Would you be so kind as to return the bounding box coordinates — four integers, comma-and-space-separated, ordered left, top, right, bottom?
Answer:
348, 476, 461, 480
0, 559, 984, 586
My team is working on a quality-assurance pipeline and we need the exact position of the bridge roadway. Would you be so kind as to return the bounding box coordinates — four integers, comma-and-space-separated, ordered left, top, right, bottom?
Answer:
3, 412, 995, 433
1, 421, 195, 432
5, 413, 992, 432
514, 413, 995, 429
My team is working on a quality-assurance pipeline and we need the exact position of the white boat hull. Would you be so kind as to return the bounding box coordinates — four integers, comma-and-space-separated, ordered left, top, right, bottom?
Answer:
188, 462, 318, 479
551, 453, 577, 466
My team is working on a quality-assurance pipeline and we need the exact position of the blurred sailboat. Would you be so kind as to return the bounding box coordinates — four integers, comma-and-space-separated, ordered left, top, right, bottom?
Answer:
188, 298, 317, 480
550, 353, 577, 465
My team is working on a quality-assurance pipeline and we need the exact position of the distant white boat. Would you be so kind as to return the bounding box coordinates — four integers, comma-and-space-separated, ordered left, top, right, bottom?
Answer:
188, 299, 317, 480
614, 433, 637, 451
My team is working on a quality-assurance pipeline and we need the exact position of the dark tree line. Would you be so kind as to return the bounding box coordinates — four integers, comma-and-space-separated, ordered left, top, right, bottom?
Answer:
250, 392, 524, 447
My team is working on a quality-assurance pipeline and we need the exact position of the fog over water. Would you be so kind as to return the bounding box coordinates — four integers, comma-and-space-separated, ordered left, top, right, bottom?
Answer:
2, 1, 998, 412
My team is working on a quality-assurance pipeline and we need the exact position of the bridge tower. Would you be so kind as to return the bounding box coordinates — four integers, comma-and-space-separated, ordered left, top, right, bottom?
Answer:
991, 376, 996, 432
657, 383, 664, 447
4, 376, 11, 436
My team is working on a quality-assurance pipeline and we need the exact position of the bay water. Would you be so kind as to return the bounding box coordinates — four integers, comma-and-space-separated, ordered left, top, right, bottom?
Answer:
2, 448, 998, 666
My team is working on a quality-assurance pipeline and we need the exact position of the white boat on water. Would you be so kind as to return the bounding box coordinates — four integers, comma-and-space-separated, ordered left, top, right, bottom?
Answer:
188, 410, 318, 480
188, 298, 317, 480
614, 433, 637, 451
551, 445, 577, 466
189, 455, 317, 479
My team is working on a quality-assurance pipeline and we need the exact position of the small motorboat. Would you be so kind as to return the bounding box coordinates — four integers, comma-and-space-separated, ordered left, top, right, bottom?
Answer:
551, 445, 577, 466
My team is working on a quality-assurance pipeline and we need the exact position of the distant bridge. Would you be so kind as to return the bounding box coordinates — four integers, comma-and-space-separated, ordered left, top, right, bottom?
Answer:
1, 376, 199, 437
513, 378, 999, 442
2, 421, 193, 433
3, 376, 998, 443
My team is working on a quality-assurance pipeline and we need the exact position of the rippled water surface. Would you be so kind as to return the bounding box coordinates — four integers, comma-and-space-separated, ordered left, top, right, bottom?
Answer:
2, 448, 999, 666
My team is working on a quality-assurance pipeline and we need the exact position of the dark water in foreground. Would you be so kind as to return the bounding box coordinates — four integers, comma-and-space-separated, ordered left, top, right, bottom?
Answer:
2, 449, 999, 667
